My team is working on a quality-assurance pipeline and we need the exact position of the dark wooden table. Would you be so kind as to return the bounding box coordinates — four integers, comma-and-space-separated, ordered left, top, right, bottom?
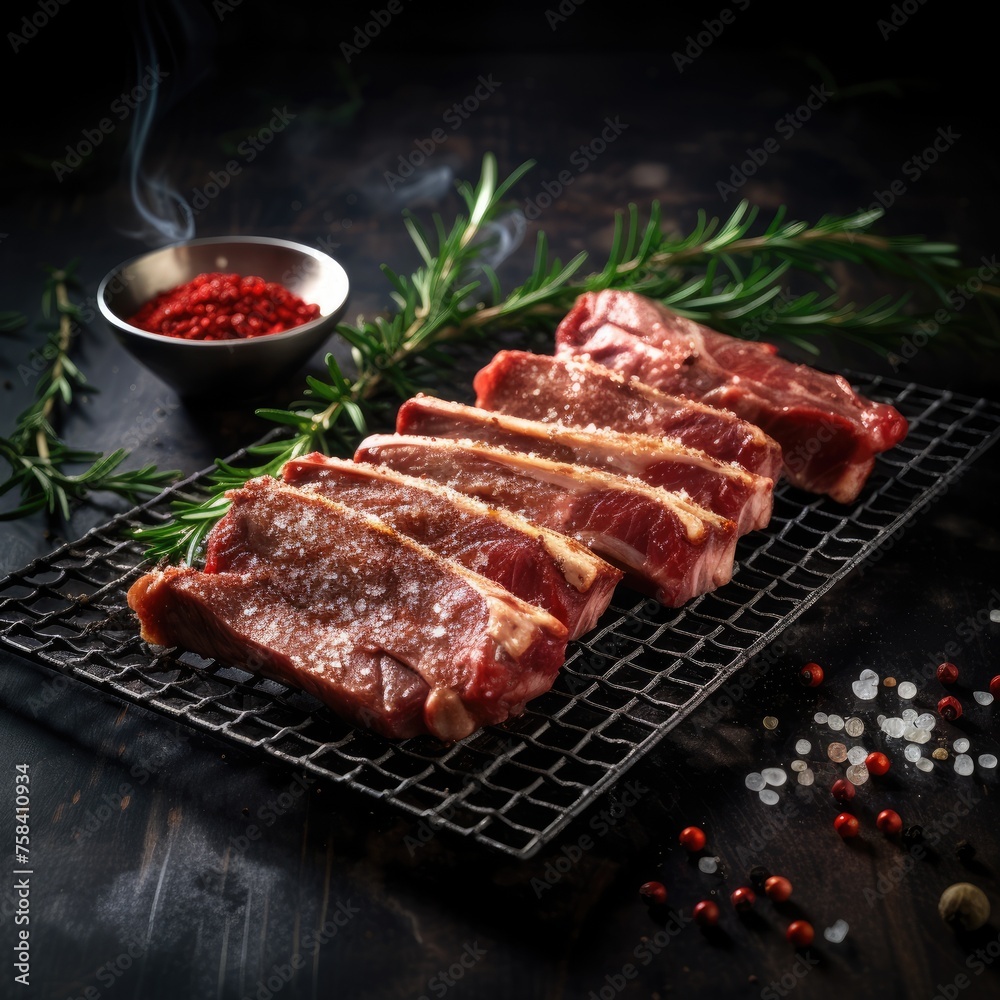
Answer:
3, 4, 999, 998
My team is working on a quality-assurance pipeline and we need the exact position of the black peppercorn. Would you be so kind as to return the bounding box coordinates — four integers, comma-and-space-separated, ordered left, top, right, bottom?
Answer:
955, 839, 976, 863
902, 825, 924, 849
748, 865, 771, 892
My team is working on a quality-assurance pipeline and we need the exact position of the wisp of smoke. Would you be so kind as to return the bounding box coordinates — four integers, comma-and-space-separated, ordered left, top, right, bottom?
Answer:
120, 0, 215, 246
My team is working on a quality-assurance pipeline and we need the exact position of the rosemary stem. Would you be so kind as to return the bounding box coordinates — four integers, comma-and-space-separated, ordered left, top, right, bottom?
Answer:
35, 270, 73, 463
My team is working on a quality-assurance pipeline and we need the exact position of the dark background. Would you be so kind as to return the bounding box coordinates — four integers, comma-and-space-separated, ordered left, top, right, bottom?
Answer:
2, 2, 1000, 1000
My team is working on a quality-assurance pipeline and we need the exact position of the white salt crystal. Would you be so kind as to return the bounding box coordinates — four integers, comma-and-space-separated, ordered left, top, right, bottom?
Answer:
824, 919, 849, 943
846, 763, 869, 785
884, 718, 907, 738
762, 767, 787, 787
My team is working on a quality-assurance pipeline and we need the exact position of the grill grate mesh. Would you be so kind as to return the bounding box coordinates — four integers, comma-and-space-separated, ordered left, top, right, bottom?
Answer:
2, 374, 999, 858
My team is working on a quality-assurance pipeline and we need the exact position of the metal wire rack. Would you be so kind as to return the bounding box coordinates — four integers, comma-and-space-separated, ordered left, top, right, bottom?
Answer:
1, 373, 998, 858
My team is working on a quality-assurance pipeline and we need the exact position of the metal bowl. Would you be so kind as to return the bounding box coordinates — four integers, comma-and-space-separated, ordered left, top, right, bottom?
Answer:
98, 236, 350, 399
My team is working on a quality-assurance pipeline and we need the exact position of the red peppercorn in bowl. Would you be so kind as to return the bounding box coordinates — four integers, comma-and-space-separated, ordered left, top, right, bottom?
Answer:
98, 236, 349, 398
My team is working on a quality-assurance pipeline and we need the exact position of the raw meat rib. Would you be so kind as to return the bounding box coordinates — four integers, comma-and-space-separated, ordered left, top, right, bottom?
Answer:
395, 394, 774, 536
553, 290, 908, 503
278, 453, 623, 640
355, 434, 739, 607
472, 350, 783, 482
129, 478, 569, 742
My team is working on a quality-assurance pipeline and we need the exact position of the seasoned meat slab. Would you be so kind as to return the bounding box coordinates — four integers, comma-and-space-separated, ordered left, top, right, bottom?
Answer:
395, 394, 774, 535
355, 435, 739, 607
278, 453, 623, 640
553, 291, 908, 503
129, 478, 568, 741
473, 349, 783, 482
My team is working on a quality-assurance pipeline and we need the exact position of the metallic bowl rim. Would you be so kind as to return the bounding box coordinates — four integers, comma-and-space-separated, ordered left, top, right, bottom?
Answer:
97, 235, 350, 350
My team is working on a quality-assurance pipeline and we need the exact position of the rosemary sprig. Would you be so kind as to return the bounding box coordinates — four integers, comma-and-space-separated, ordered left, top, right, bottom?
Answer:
132, 154, 999, 564
580, 202, 999, 354
0, 264, 179, 521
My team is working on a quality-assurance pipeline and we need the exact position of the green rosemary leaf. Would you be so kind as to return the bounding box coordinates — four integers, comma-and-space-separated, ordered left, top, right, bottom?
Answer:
0, 311, 26, 333
132, 154, 1000, 564
253, 408, 314, 430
